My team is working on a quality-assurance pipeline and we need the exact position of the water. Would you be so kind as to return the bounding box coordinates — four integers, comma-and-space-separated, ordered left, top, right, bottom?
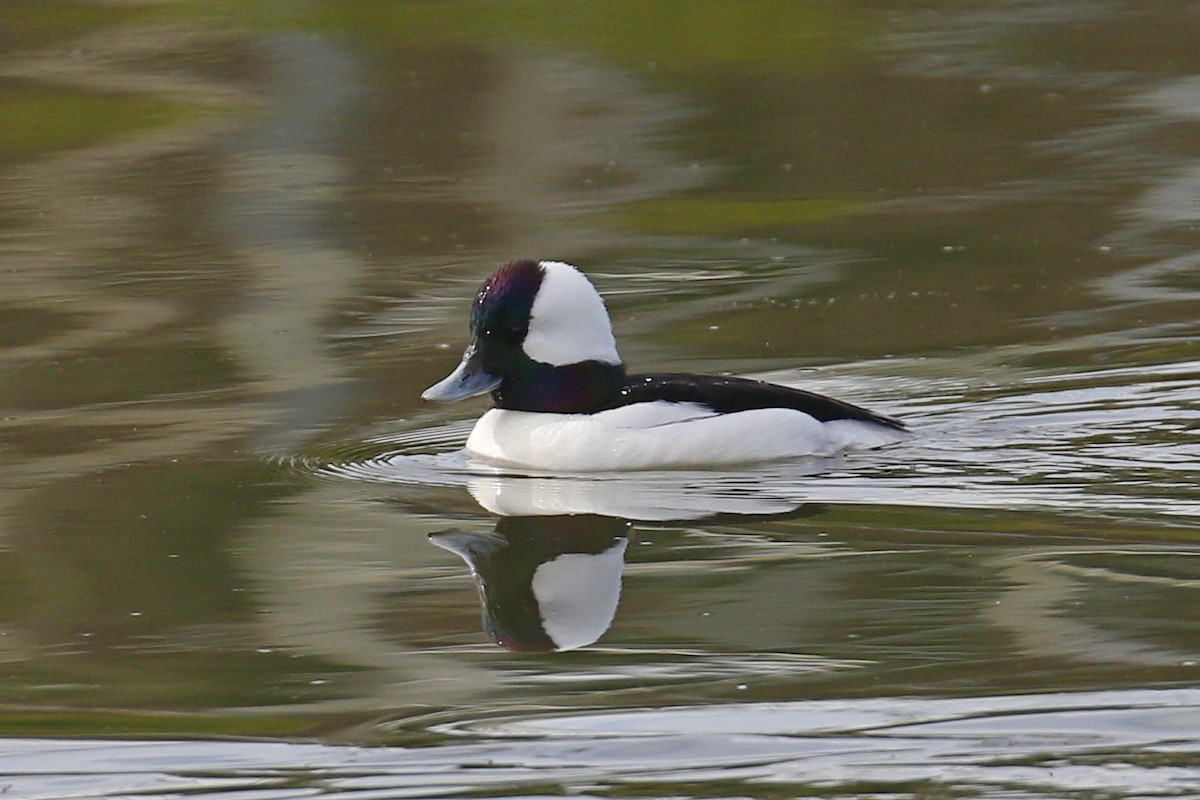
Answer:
1, 1, 1199, 798
3, 689, 1200, 796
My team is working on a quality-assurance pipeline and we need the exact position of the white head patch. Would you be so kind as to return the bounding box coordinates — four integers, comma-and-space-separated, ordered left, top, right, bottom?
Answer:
522, 261, 621, 367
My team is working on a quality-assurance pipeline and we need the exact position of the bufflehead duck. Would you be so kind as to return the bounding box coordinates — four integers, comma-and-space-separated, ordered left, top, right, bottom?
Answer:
422, 260, 905, 470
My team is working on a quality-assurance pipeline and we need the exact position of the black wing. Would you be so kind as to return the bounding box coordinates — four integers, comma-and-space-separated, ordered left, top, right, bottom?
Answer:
612, 373, 905, 431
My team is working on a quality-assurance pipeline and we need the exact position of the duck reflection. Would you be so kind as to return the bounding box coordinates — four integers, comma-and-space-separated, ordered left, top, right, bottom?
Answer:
431, 471, 820, 652
431, 514, 629, 652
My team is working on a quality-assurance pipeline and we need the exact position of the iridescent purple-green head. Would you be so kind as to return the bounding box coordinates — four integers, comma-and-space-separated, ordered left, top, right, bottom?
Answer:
422, 260, 625, 413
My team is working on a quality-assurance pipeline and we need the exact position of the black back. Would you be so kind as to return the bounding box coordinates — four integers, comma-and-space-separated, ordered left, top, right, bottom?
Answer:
609, 373, 905, 430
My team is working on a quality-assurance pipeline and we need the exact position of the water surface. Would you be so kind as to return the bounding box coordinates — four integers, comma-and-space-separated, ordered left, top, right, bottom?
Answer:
0, 2, 1198, 798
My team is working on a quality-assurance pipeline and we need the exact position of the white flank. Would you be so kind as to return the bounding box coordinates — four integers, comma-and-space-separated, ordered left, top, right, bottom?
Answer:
521, 261, 621, 366
464, 402, 905, 471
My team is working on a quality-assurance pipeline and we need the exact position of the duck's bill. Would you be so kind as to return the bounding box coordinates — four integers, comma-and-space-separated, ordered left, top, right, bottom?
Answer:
421, 345, 502, 402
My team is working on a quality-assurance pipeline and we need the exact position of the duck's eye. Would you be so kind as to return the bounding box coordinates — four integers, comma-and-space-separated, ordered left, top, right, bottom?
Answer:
480, 324, 526, 341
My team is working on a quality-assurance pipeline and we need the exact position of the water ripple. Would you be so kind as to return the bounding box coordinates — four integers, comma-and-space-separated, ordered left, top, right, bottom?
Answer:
1, 688, 1195, 799
306, 357, 1200, 524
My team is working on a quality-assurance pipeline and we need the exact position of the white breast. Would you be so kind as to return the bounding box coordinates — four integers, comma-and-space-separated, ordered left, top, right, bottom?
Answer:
464, 402, 902, 472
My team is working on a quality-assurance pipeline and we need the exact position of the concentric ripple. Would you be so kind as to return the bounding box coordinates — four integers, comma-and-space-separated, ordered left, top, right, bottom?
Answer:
302, 353, 1200, 525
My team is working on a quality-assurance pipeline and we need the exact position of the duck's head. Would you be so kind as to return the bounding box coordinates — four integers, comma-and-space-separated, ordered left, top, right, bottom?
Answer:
422, 260, 626, 412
